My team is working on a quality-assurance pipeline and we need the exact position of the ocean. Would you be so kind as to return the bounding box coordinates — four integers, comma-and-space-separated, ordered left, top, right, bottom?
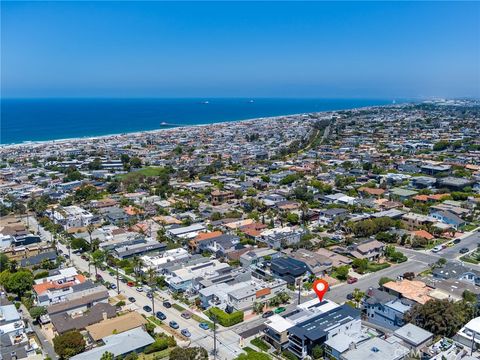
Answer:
1, 98, 395, 144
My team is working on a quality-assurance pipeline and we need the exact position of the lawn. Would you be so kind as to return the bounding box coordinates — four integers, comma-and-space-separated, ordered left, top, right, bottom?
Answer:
138, 348, 171, 360
251, 337, 270, 352
118, 166, 168, 180
367, 262, 391, 272
148, 316, 163, 326
172, 303, 186, 312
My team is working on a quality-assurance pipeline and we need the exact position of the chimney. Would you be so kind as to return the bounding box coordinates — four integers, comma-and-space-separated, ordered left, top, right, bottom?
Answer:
102, 312, 108, 321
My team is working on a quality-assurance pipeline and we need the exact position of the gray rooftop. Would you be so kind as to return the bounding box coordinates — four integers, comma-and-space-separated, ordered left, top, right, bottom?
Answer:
394, 323, 433, 346
70, 327, 154, 360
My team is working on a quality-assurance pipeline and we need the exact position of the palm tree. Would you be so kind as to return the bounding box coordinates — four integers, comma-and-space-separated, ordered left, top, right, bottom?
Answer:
146, 267, 157, 313
131, 256, 142, 284
91, 250, 105, 278
86, 224, 95, 245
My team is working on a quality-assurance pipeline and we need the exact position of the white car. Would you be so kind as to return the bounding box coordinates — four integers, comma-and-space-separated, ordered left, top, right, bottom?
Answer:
432, 245, 443, 253
136, 287, 143, 292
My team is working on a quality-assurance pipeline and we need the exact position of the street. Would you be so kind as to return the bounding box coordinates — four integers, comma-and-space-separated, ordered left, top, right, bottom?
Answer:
25, 216, 244, 360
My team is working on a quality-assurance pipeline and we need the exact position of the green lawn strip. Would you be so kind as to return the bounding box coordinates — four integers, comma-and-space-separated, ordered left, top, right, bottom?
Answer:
148, 316, 163, 327
139, 348, 171, 360
172, 303, 186, 312
251, 337, 271, 352
191, 314, 214, 328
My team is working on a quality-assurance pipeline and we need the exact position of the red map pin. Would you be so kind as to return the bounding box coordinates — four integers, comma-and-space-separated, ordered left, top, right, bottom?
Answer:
313, 279, 329, 302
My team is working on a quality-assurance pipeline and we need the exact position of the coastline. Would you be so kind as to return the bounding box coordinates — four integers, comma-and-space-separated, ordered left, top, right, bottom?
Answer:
0, 101, 402, 149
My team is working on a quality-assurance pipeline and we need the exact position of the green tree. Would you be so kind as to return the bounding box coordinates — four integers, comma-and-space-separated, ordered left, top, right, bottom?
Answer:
70, 238, 91, 252
404, 299, 475, 337
352, 259, 369, 274
312, 345, 323, 359
53, 330, 86, 359
285, 212, 299, 225
253, 302, 264, 314
335, 266, 350, 281
91, 250, 105, 277
0, 270, 34, 296
100, 352, 114, 360
0, 254, 9, 272
433, 140, 450, 151
29, 306, 47, 320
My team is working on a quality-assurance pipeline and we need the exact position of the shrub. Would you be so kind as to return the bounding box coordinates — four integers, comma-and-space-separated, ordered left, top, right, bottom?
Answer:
144, 338, 169, 354
379, 277, 393, 287
205, 307, 244, 327
282, 350, 297, 360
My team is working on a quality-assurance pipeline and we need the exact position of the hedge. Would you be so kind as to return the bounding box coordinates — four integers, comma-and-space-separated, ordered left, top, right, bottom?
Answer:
205, 307, 244, 327
144, 338, 169, 354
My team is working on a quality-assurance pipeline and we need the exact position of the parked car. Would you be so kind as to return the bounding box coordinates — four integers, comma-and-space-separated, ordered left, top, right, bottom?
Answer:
110, 284, 117, 290
262, 311, 274, 318
143, 305, 152, 312
96, 274, 103, 281
128, 297, 136, 303
181, 311, 192, 319
181, 329, 191, 337
432, 245, 443, 253
199, 322, 210, 330
156, 311, 166, 320
460, 248, 470, 254
146, 292, 153, 299
120, 278, 127, 284
109, 271, 115, 276
347, 277, 358, 284
136, 287, 143, 292
346, 293, 354, 300
169, 321, 179, 329
274, 307, 286, 314
453, 239, 461, 244
127, 281, 135, 287
163, 301, 172, 308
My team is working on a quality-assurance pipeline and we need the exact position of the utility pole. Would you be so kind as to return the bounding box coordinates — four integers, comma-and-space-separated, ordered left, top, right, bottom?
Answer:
151, 289, 155, 314
211, 315, 218, 359
297, 279, 301, 305
116, 263, 120, 295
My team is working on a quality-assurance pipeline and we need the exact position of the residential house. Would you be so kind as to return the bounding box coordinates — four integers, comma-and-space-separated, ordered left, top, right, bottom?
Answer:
430, 210, 466, 229
339, 336, 409, 360
288, 304, 361, 359
0, 303, 34, 360
393, 323, 433, 351
270, 257, 309, 285
211, 190, 235, 205
50, 302, 116, 334
349, 239, 385, 261
363, 288, 412, 330
71, 327, 154, 360
454, 317, 480, 350
432, 263, 480, 287
259, 227, 303, 249
287, 249, 333, 277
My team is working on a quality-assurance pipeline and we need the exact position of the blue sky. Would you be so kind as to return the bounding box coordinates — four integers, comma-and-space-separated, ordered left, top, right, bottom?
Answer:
1, 1, 479, 98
